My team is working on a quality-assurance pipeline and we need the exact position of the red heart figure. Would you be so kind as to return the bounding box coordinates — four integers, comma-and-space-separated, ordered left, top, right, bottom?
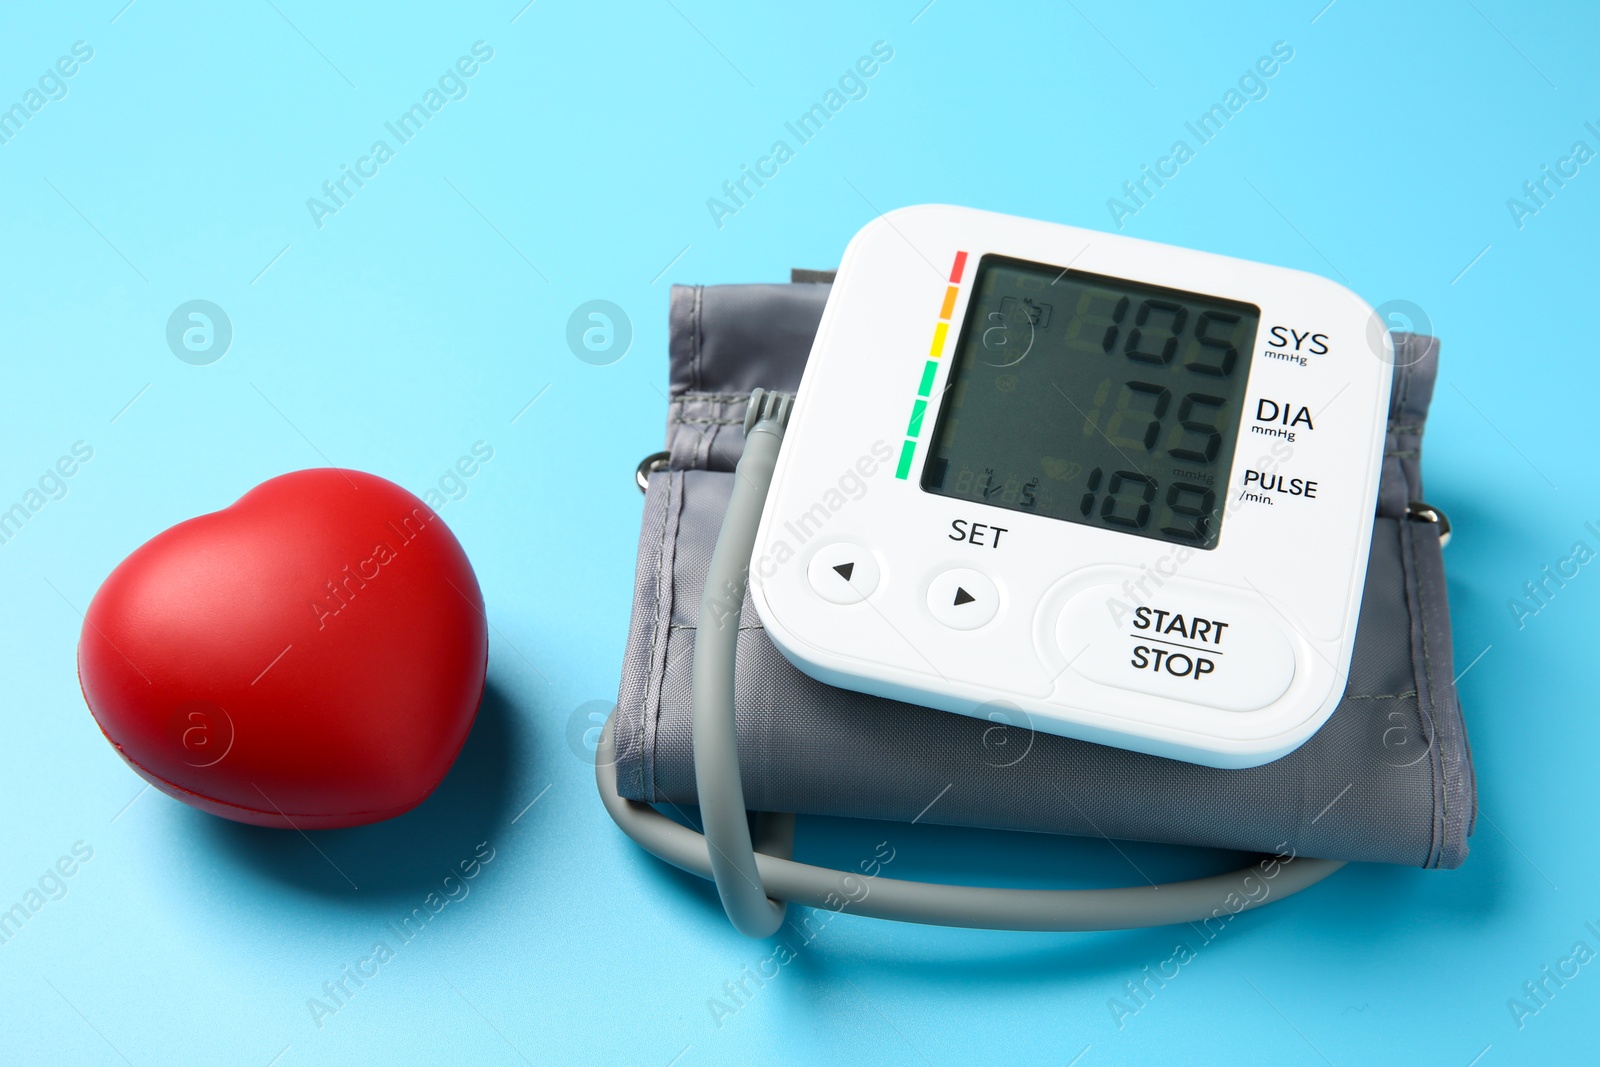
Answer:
77, 469, 488, 828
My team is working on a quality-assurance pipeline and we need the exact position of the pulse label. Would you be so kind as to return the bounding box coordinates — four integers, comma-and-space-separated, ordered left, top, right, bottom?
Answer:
1240, 469, 1319, 505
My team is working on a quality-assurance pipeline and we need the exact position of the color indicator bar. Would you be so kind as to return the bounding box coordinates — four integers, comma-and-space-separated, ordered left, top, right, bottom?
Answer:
895, 249, 968, 480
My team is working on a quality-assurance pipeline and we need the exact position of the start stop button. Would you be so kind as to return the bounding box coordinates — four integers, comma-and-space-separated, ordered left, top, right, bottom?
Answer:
1054, 580, 1296, 712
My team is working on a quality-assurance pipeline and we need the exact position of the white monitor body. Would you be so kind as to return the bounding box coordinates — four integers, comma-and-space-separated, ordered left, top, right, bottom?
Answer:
749, 205, 1393, 769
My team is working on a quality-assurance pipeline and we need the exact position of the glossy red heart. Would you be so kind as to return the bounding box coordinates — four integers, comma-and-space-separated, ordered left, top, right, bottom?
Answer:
78, 468, 488, 828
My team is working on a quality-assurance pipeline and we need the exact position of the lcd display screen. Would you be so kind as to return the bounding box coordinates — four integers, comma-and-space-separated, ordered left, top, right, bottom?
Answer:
921, 255, 1259, 550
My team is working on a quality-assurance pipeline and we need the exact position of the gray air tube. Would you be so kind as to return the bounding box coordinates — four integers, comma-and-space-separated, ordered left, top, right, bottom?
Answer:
600, 389, 1345, 936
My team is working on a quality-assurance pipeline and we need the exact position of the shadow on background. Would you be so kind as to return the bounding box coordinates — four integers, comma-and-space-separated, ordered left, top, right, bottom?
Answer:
196, 679, 523, 904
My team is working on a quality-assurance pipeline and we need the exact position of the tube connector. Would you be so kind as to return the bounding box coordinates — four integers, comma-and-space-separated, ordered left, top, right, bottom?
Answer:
743, 388, 795, 436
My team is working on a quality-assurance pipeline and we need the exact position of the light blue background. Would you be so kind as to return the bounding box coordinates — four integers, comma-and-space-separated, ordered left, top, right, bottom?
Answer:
1, 1, 1595, 1063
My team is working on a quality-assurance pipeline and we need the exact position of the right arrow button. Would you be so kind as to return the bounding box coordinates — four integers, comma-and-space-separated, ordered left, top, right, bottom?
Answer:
927, 568, 999, 630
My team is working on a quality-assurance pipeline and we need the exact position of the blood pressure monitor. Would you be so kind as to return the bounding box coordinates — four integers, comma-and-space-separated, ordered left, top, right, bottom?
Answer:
748, 205, 1394, 769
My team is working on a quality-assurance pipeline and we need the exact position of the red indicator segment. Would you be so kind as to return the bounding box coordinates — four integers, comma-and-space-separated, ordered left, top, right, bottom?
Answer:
949, 250, 968, 284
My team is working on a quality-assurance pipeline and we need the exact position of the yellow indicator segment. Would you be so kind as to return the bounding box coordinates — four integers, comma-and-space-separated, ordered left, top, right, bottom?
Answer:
930, 321, 949, 359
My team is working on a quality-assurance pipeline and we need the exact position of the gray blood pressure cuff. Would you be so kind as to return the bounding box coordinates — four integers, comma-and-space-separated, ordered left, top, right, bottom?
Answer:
614, 280, 1476, 869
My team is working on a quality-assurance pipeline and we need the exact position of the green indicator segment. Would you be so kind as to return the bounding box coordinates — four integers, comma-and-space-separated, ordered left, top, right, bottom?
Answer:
906, 398, 928, 438
916, 359, 938, 397
894, 439, 916, 480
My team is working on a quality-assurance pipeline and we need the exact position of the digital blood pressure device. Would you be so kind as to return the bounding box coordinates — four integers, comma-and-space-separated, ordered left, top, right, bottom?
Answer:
749, 205, 1392, 768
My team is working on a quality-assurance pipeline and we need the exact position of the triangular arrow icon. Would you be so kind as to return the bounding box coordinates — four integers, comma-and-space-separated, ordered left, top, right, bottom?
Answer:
953, 587, 976, 606
832, 562, 855, 582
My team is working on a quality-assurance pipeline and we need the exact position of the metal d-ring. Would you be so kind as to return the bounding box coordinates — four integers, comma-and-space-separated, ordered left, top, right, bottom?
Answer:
1406, 500, 1452, 547
635, 451, 671, 493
